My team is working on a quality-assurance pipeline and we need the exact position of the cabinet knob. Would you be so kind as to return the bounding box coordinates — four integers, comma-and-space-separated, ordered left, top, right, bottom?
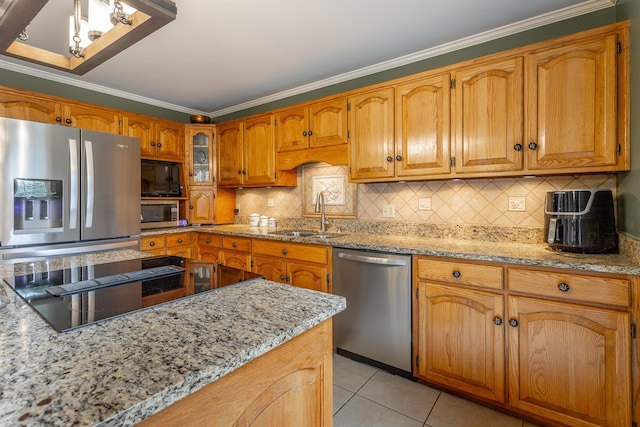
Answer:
55, 116, 62, 122
514, 143, 522, 151
65, 118, 72, 124
302, 131, 307, 137
282, 249, 288, 255
280, 275, 286, 281
493, 316, 503, 326
557, 282, 570, 292
232, 242, 237, 248
157, 142, 162, 147
452, 270, 461, 278
177, 238, 183, 243
189, 205, 193, 209
189, 172, 193, 176
308, 130, 313, 136
386, 156, 393, 162
508, 318, 519, 327
396, 155, 403, 161
528, 142, 538, 150
150, 141, 156, 147
285, 276, 290, 283
205, 239, 210, 244
243, 170, 247, 175
149, 241, 155, 247
237, 169, 242, 175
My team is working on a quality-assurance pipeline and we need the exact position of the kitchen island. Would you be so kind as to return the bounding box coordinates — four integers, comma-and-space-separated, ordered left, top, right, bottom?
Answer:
0, 251, 346, 426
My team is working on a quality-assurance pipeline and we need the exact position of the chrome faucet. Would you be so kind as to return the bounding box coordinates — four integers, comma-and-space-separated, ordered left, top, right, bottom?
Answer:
314, 191, 329, 233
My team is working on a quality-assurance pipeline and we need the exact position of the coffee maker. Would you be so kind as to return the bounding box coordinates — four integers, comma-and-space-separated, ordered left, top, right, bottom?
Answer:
544, 189, 618, 253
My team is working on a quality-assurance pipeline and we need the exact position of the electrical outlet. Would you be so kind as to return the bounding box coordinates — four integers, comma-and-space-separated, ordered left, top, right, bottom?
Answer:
508, 196, 526, 211
267, 198, 275, 207
418, 197, 432, 211
382, 204, 395, 218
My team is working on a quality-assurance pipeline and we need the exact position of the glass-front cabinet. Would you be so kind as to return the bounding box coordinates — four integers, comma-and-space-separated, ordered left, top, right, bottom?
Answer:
186, 125, 214, 187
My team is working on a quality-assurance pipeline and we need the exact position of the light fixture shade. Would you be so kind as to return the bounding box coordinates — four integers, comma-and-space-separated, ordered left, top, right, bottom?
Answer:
87, 0, 112, 40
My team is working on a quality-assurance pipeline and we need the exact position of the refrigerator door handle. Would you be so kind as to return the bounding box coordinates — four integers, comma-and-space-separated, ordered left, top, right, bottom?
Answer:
84, 139, 94, 228
69, 139, 78, 229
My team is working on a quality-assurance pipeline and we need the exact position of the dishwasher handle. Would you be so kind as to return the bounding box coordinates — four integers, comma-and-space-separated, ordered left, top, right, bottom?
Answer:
337, 251, 407, 266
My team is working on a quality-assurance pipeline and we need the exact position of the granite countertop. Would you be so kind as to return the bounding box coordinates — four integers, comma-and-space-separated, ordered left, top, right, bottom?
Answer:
149, 225, 640, 275
0, 251, 346, 426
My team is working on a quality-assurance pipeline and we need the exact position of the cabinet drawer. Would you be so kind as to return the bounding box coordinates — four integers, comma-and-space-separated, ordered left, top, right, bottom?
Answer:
198, 233, 221, 248
507, 268, 630, 308
167, 232, 192, 247
416, 257, 503, 290
141, 235, 166, 251
252, 239, 328, 264
222, 236, 251, 252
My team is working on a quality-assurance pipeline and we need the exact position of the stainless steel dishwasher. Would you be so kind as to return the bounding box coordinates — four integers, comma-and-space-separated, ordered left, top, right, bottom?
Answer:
332, 247, 412, 376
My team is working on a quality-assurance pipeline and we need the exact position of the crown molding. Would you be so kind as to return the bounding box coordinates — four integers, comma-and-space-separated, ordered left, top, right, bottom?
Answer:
0, 0, 616, 117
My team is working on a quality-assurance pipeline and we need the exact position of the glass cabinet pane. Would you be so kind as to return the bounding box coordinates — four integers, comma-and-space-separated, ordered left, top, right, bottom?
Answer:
192, 132, 210, 184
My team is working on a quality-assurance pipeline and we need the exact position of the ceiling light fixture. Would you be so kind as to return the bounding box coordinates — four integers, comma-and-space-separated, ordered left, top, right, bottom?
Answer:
0, 0, 176, 75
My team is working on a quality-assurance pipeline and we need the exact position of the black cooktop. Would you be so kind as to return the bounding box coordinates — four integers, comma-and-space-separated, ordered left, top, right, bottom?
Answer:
3, 256, 262, 332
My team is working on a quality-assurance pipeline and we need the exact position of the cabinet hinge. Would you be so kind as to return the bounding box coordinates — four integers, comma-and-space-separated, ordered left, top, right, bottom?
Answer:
347, 103, 351, 111
118, 119, 123, 127
347, 130, 351, 139
450, 79, 456, 89
415, 288, 419, 299
250, 260, 254, 268
617, 144, 621, 156
617, 42, 622, 54
632, 421, 637, 427
326, 273, 330, 284
274, 172, 278, 179
632, 323, 636, 339
450, 157, 456, 167
415, 355, 419, 367
274, 118, 277, 126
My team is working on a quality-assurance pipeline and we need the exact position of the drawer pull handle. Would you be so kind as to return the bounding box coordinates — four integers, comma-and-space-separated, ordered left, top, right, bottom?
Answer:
452, 270, 461, 278
282, 249, 288, 255
508, 319, 518, 327
493, 316, 503, 326
149, 241, 155, 247
232, 242, 237, 248
557, 282, 570, 292
177, 239, 183, 243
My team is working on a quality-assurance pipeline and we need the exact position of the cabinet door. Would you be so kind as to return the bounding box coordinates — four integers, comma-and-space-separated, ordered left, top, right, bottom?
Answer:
186, 126, 214, 186
155, 120, 184, 161
243, 115, 276, 185
287, 262, 328, 293
189, 190, 214, 224
396, 74, 451, 177
217, 120, 244, 186
308, 98, 348, 148
62, 104, 120, 133
0, 90, 60, 123
349, 88, 395, 180
123, 115, 154, 158
453, 57, 524, 174
253, 255, 286, 283
276, 107, 308, 152
526, 35, 619, 171
508, 296, 631, 427
221, 250, 251, 271
417, 282, 505, 403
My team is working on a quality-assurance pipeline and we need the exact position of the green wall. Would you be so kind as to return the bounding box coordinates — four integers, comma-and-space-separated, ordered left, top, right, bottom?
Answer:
0, 67, 190, 122
214, 9, 616, 122
617, 0, 640, 237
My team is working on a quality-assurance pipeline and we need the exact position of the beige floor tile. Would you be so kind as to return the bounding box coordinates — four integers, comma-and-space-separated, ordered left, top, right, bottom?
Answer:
334, 385, 354, 415
426, 393, 522, 427
334, 395, 424, 427
333, 354, 377, 392
357, 370, 440, 422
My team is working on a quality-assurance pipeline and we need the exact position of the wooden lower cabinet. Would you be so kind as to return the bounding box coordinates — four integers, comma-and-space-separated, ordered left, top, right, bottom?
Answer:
137, 320, 333, 426
252, 239, 330, 293
414, 256, 633, 427
140, 235, 167, 256
196, 233, 222, 262
141, 232, 193, 257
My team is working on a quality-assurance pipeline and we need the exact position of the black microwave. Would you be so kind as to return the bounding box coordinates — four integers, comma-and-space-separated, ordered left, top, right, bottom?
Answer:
141, 160, 182, 197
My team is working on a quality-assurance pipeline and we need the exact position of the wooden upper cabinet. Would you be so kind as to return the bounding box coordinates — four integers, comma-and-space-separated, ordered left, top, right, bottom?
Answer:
62, 103, 120, 133
124, 114, 184, 162
186, 125, 215, 186
244, 114, 277, 186
217, 120, 244, 187
0, 89, 60, 123
276, 98, 348, 152
395, 74, 451, 177
526, 34, 620, 172
453, 57, 524, 174
349, 87, 395, 180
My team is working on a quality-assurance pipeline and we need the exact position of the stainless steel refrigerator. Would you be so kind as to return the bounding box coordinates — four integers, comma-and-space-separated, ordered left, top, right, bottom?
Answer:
0, 117, 141, 261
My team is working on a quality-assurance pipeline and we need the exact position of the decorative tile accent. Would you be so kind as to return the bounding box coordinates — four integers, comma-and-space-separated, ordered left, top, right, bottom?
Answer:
302, 164, 357, 218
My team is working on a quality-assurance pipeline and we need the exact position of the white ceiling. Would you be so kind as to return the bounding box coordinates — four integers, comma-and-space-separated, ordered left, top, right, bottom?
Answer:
0, 0, 616, 117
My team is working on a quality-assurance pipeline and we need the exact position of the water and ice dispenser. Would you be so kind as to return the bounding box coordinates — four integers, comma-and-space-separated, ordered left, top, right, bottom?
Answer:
13, 179, 64, 233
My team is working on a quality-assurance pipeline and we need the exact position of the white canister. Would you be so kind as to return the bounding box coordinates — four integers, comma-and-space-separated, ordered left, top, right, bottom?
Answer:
268, 217, 277, 227
249, 213, 260, 226
259, 215, 269, 227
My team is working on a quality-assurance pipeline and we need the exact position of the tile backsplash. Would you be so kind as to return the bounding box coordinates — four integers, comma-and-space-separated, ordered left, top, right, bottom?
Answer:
236, 163, 617, 230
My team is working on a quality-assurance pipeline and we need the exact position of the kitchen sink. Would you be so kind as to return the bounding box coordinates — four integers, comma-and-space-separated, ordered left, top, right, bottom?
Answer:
269, 230, 318, 237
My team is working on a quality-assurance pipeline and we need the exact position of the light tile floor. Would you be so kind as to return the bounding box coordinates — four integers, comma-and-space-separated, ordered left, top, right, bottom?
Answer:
333, 354, 541, 427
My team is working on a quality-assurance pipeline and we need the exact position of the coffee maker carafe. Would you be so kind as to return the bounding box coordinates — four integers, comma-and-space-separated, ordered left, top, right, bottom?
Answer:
544, 189, 617, 253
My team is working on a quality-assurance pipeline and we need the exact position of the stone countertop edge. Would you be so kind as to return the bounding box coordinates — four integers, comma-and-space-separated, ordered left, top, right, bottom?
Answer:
0, 275, 346, 427
144, 225, 640, 275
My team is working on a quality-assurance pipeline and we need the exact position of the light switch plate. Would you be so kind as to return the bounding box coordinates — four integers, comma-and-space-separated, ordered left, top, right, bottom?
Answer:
418, 197, 432, 210
508, 196, 526, 211
382, 204, 395, 218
